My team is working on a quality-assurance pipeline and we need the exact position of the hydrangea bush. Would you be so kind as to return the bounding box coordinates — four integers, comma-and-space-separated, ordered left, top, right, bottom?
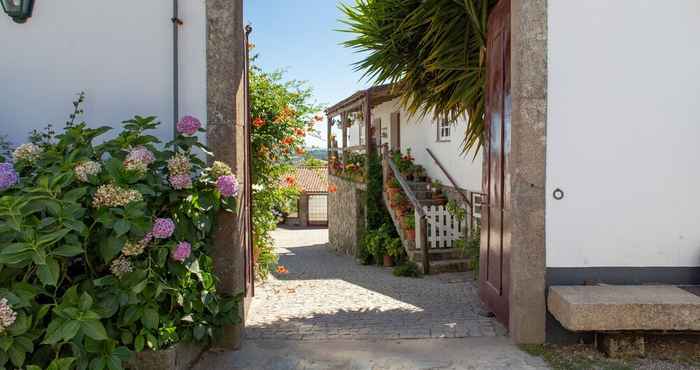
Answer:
0, 109, 240, 369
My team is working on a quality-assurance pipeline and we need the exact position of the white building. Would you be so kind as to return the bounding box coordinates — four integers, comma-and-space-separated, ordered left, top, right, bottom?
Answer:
0, 1, 207, 145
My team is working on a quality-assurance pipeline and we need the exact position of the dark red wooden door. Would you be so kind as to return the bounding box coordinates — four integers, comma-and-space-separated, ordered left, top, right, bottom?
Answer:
480, 0, 511, 328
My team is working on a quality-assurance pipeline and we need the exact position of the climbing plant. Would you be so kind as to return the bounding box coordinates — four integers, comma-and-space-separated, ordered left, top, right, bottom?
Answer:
340, 0, 498, 155
249, 60, 322, 279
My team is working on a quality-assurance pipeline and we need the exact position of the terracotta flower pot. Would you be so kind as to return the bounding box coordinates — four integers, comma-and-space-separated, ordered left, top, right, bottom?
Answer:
405, 229, 416, 241
383, 255, 394, 267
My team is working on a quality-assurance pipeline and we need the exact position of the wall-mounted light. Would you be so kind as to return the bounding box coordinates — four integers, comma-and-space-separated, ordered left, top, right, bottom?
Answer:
1, 0, 34, 24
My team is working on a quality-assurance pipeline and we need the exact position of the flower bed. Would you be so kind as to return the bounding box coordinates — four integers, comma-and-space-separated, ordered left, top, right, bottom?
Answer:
0, 107, 240, 369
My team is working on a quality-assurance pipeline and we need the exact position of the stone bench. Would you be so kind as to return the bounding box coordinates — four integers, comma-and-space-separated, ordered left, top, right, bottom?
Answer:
548, 285, 700, 357
548, 285, 700, 332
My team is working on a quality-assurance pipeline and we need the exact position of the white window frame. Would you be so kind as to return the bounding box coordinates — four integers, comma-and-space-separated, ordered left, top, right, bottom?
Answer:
437, 116, 452, 142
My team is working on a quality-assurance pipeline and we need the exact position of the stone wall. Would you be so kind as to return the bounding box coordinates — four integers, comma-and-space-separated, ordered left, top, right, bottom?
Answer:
284, 194, 309, 227
328, 175, 366, 256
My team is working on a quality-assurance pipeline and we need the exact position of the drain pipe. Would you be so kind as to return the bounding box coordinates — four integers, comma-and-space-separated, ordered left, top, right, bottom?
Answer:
172, 0, 183, 139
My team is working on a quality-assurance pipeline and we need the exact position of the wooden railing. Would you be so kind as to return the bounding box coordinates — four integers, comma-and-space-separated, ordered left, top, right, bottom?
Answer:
382, 145, 430, 274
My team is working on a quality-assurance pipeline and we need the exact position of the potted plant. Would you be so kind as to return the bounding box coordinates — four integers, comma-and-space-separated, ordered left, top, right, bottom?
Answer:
404, 214, 416, 241
391, 192, 405, 208
402, 164, 415, 181
385, 238, 403, 266
417, 166, 429, 182
386, 177, 401, 195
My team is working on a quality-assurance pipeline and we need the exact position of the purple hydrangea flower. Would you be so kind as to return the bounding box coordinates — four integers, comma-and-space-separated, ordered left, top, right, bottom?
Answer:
216, 175, 239, 198
171, 241, 192, 262
0, 163, 19, 191
152, 218, 175, 239
176, 116, 202, 136
169, 174, 192, 190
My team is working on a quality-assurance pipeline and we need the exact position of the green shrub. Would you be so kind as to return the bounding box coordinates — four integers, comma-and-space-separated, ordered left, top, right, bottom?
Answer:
393, 261, 422, 278
0, 102, 240, 369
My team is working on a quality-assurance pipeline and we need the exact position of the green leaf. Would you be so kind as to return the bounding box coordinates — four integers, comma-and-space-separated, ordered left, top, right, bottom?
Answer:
14, 335, 33, 353
43, 317, 66, 344
8, 312, 30, 336
64, 187, 88, 203
31, 248, 47, 265
7, 345, 25, 367
134, 335, 145, 352
37, 257, 60, 286
81, 320, 108, 341
47, 357, 76, 370
0, 336, 12, 351
99, 237, 124, 263
79, 292, 94, 311
60, 320, 81, 342
141, 308, 159, 330
113, 219, 131, 237
53, 244, 84, 257
64, 219, 87, 233
37, 228, 71, 247
145, 333, 158, 350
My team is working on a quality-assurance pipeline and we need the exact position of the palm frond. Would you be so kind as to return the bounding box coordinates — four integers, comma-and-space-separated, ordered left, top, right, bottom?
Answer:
339, 0, 497, 156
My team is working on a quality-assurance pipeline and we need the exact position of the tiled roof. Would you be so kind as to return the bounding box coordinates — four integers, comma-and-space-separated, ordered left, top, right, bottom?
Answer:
281, 166, 328, 193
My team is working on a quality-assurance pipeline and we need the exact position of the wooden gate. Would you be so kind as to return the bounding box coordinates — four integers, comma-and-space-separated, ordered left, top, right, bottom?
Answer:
480, 0, 511, 327
423, 205, 466, 249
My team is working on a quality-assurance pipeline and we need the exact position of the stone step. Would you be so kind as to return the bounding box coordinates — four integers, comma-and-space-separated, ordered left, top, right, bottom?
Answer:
418, 198, 448, 207
408, 181, 430, 191
409, 248, 466, 262
422, 259, 471, 274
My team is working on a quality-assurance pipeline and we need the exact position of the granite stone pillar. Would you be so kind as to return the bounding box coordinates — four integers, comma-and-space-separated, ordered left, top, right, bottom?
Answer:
509, 0, 548, 344
205, 0, 247, 350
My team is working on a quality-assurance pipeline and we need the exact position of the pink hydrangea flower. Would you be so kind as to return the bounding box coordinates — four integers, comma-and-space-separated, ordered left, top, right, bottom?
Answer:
126, 146, 155, 165
171, 241, 192, 262
176, 116, 201, 136
216, 175, 239, 198
152, 218, 175, 239
169, 174, 192, 190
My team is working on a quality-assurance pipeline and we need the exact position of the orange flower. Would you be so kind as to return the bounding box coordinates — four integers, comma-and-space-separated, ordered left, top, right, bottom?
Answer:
294, 128, 306, 137
253, 117, 265, 128
282, 136, 295, 146
285, 176, 296, 186
276, 265, 288, 274
314, 113, 324, 122
295, 147, 306, 155
328, 184, 337, 193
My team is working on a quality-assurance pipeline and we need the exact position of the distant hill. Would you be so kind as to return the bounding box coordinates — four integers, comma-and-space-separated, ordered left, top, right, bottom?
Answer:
306, 148, 328, 161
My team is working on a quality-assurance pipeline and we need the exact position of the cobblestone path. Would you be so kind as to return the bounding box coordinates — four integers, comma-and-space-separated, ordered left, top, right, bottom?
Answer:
245, 227, 506, 341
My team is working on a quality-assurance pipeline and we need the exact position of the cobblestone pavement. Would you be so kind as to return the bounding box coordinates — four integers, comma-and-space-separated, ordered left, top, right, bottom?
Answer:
245, 226, 506, 341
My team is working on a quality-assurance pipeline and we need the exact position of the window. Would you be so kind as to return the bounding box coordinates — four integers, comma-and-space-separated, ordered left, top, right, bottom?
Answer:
437, 117, 452, 142
359, 122, 365, 145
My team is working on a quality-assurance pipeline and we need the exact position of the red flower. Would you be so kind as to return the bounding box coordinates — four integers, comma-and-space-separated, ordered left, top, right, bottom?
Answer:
282, 136, 295, 146
328, 184, 337, 193
253, 117, 265, 128
285, 176, 296, 186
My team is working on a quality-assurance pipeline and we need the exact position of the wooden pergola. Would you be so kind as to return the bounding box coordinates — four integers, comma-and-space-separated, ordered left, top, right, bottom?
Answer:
325, 84, 398, 172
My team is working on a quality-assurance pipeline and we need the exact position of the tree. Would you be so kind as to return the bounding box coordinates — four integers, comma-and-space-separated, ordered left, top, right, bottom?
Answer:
340, 0, 497, 155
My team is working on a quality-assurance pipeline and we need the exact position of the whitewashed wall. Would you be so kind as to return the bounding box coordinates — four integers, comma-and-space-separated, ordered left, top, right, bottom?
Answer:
372, 98, 482, 192
0, 0, 207, 146
546, 0, 700, 268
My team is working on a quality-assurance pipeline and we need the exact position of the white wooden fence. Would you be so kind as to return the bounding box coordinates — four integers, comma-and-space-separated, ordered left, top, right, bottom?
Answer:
422, 205, 467, 249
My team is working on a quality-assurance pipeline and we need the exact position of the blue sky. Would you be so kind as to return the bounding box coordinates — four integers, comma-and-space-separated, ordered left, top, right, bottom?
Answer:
245, 1, 369, 147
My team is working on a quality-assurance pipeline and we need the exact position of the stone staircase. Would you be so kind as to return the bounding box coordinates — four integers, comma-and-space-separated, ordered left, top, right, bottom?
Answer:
385, 180, 472, 275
